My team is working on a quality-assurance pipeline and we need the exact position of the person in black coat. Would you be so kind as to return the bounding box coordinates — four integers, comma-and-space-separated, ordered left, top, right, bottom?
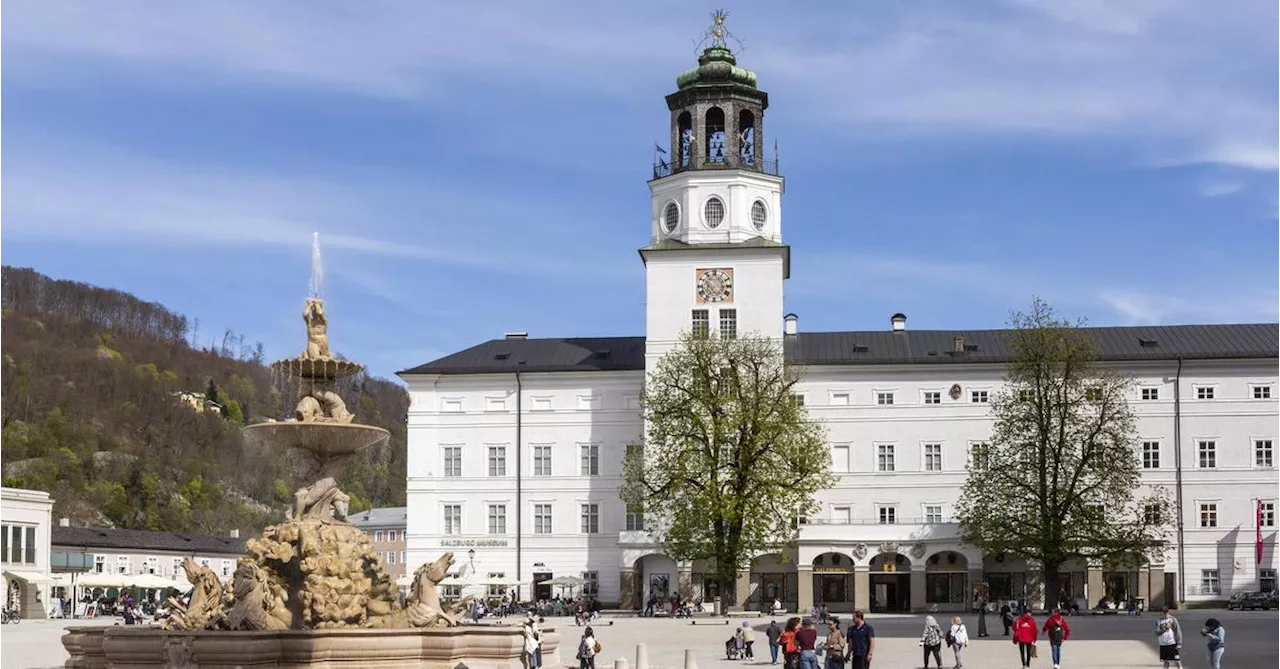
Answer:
1000, 603, 1013, 636
977, 598, 989, 637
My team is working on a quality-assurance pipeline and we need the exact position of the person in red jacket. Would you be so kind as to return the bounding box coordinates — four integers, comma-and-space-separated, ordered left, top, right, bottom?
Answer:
1011, 610, 1038, 668
1041, 607, 1072, 669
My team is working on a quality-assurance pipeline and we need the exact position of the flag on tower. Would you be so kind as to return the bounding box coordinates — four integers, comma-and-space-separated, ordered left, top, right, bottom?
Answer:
1257, 499, 1265, 564
654, 143, 667, 154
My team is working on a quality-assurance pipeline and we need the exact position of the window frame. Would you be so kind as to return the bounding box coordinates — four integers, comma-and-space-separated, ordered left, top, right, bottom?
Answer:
1193, 385, 1216, 400
1140, 387, 1160, 401
970, 389, 990, 404
442, 504, 463, 535
1200, 569, 1220, 595
1141, 440, 1160, 469
691, 309, 710, 338
921, 390, 942, 405
532, 444, 553, 477
875, 391, 895, 406
1260, 501, 1276, 529
442, 445, 463, 478
487, 503, 507, 535
487, 444, 508, 477
1197, 501, 1219, 528
830, 443, 851, 473
719, 308, 738, 339
1251, 384, 1274, 400
876, 504, 898, 525
533, 503, 553, 535
875, 443, 896, 472
830, 391, 852, 406
830, 505, 852, 524
923, 504, 944, 524
922, 442, 943, 472
1197, 440, 1217, 469
579, 443, 600, 476
580, 503, 600, 534
1255, 439, 1275, 468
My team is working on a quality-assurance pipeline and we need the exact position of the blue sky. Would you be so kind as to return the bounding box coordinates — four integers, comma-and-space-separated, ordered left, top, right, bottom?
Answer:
3, 1, 1277, 381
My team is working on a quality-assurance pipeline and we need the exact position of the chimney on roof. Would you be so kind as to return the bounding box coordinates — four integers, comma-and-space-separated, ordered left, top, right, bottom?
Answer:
505, 332, 528, 340
230, 529, 240, 539
59, 517, 70, 527
953, 335, 965, 353
890, 313, 907, 332
784, 313, 798, 336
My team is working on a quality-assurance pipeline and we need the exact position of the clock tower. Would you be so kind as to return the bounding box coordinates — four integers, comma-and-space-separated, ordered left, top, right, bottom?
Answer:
641, 11, 788, 365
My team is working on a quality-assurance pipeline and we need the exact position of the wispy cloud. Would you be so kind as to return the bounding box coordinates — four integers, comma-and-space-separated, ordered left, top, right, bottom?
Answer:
1199, 180, 1246, 198
1101, 289, 1280, 325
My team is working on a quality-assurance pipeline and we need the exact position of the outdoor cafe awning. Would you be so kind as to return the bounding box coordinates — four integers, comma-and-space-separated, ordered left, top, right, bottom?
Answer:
3, 570, 60, 585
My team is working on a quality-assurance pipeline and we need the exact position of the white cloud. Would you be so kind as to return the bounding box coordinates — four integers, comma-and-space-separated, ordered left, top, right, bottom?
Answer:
1198, 180, 1246, 198
1100, 289, 1280, 325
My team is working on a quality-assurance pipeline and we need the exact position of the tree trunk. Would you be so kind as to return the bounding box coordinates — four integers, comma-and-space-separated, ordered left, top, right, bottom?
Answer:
1044, 561, 1064, 611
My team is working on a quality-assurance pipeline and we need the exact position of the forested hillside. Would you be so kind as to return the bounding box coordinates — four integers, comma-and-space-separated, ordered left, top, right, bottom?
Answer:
0, 266, 408, 536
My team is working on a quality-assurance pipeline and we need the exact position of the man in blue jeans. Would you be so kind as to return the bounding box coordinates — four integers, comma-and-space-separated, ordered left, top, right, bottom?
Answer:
795, 619, 819, 669
766, 620, 782, 664
844, 611, 876, 669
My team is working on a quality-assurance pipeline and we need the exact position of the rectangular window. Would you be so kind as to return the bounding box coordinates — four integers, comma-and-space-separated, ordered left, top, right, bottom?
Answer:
0, 525, 7, 563
831, 392, 851, 406
387, 530, 396, 542
1141, 387, 1160, 401
831, 506, 852, 524
1254, 385, 1274, 399
792, 394, 806, 407
375, 530, 384, 542
625, 503, 645, 531
487, 573, 506, 598
23, 526, 35, 564
1018, 389, 1034, 402
923, 443, 942, 472
1262, 569, 1277, 593
117, 556, 131, 575
488, 446, 507, 476
485, 397, 506, 412
1261, 502, 1276, 528
876, 392, 895, 406
970, 442, 990, 471
95, 555, 106, 574
533, 445, 552, 476
531, 396, 552, 411
577, 394, 602, 411
924, 505, 943, 524
580, 444, 600, 476
1142, 441, 1160, 469
719, 308, 737, 339
582, 571, 599, 598
8, 526, 20, 564
691, 309, 710, 338
922, 391, 941, 405
1196, 386, 1215, 400
876, 444, 895, 472
443, 505, 462, 535
145, 557, 159, 575
877, 506, 897, 525
1200, 569, 1220, 595
534, 504, 553, 534
1256, 440, 1274, 468
443, 446, 462, 477
441, 398, 463, 413
1199, 503, 1218, 528
1198, 441, 1217, 468
487, 505, 507, 534
580, 503, 600, 534
971, 390, 989, 403
386, 551, 396, 564
1143, 503, 1162, 525
831, 444, 850, 473
172, 558, 182, 578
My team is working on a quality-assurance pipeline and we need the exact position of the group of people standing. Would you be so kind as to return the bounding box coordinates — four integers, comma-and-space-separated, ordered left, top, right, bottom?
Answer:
765, 612, 877, 669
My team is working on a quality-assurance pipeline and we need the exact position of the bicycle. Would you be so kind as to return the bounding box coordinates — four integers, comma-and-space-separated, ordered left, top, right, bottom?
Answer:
2, 607, 21, 624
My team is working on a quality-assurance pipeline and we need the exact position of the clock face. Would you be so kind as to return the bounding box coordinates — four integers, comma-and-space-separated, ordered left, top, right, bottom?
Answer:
696, 268, 734, 304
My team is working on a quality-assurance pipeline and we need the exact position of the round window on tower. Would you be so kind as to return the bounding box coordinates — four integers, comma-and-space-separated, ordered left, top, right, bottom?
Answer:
704, 196, 726, 229
663, 201, 681, 233
750, 200, 768, 231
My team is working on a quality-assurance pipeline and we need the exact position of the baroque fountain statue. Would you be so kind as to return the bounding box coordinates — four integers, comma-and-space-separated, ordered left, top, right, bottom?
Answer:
63, 235, 560, 668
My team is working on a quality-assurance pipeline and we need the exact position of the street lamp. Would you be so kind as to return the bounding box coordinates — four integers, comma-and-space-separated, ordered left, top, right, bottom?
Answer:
468, 549, 476, 563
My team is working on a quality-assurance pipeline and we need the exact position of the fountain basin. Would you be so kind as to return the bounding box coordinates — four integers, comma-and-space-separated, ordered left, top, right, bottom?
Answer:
243, 421, 390, 458
63, 624, 561, 669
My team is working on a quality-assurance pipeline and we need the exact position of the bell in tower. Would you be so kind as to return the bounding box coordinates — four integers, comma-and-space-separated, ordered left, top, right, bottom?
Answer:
655, 10, 774, 178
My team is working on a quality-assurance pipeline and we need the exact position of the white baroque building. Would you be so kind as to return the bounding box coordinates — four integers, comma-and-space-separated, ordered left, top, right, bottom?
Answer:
401, 40, 1278, 614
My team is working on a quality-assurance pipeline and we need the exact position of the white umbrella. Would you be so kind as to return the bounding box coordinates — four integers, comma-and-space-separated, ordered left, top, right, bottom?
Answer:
482, 576, 524, 587
540, 575, 586, 587
132, 573, 181, 590
76, 572, 135, 588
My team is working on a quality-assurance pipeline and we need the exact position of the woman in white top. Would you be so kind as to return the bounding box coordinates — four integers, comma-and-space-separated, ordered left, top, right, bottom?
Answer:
949, 616, 970, 669
523, 619, 542, 669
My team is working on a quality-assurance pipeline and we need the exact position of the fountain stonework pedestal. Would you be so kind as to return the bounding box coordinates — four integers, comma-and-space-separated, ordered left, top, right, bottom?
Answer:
63, 287, 561, 668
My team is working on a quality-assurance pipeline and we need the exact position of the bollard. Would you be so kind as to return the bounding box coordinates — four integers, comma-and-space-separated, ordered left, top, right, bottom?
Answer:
684, 649, 698, 669
614, 659, 629, 669
636, 643, 649, 669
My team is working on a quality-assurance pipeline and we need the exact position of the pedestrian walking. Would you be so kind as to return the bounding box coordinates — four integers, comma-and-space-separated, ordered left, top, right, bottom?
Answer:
977, 597, 989, 637
522, 618, 541, 669
1155, 607, 1183, 669
795, 618, 819, 669
766, 620, 782, 665
1012, 610, 1038, 668
919, 615, 943, 668
1200, 618, 1225, 669
1041, 606, 1072, 669
739, 621, 756, 659
822, 619, 846, 669
576, 626, 598, 669
948, 616, 969, 668
781, 617, 801, 669
843, 611, 876, 669
1000, 602, 1014, 636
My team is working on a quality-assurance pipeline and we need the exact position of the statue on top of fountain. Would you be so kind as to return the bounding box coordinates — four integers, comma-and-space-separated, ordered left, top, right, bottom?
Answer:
294, 298, 356, 424
303, 298, 331, 361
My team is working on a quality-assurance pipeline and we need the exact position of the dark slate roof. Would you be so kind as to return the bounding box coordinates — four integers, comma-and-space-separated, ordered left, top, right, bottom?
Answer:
349, 506, 407, 528
52, 526, 247, 556
399, 324, 1278, 376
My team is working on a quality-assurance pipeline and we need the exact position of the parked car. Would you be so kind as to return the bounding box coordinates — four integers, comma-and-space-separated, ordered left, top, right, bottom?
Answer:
1226, 591, 1274, 610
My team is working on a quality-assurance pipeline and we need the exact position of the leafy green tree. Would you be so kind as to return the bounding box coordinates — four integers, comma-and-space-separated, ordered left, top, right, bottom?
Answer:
955, 298, 1169, 603
621, 332, 832, 604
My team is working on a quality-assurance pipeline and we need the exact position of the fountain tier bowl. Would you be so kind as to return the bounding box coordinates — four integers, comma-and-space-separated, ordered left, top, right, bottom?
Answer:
63, 624, 562, 669
271, 356, 365, 382
243, 421, 390, 458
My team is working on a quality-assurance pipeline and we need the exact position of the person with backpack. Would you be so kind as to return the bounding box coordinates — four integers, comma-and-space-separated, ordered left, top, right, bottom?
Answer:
577, 626, 599, 669
948, 616, 970, 668
919, 615, 943, 668
780, 617, 801, 669
1155, 607, 1183, 668
1011, 610, 1038, 668
1041, 606, 1072, 668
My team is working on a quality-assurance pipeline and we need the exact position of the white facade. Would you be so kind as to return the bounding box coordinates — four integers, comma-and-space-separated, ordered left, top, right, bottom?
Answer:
402, 43, 1278, 612
1, 486, 55, 618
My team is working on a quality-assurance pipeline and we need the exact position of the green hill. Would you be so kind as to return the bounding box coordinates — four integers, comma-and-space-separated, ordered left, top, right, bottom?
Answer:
0, 266, 407, 536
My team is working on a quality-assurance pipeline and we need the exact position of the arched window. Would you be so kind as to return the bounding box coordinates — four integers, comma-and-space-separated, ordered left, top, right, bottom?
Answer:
677, 112, 693, 168
705, 107, 726, 164
737, 109, 756, 165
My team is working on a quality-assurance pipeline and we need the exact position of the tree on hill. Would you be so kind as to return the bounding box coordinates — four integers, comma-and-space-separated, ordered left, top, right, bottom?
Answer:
621, 331, 832, 605
955, 298, 1170, 604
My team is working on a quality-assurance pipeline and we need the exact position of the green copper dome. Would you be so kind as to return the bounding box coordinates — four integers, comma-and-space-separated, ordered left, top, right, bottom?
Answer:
676, 46, 758, 90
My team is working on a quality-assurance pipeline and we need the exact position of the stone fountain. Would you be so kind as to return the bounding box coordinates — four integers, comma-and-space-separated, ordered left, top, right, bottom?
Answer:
62, 236, 561, 668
